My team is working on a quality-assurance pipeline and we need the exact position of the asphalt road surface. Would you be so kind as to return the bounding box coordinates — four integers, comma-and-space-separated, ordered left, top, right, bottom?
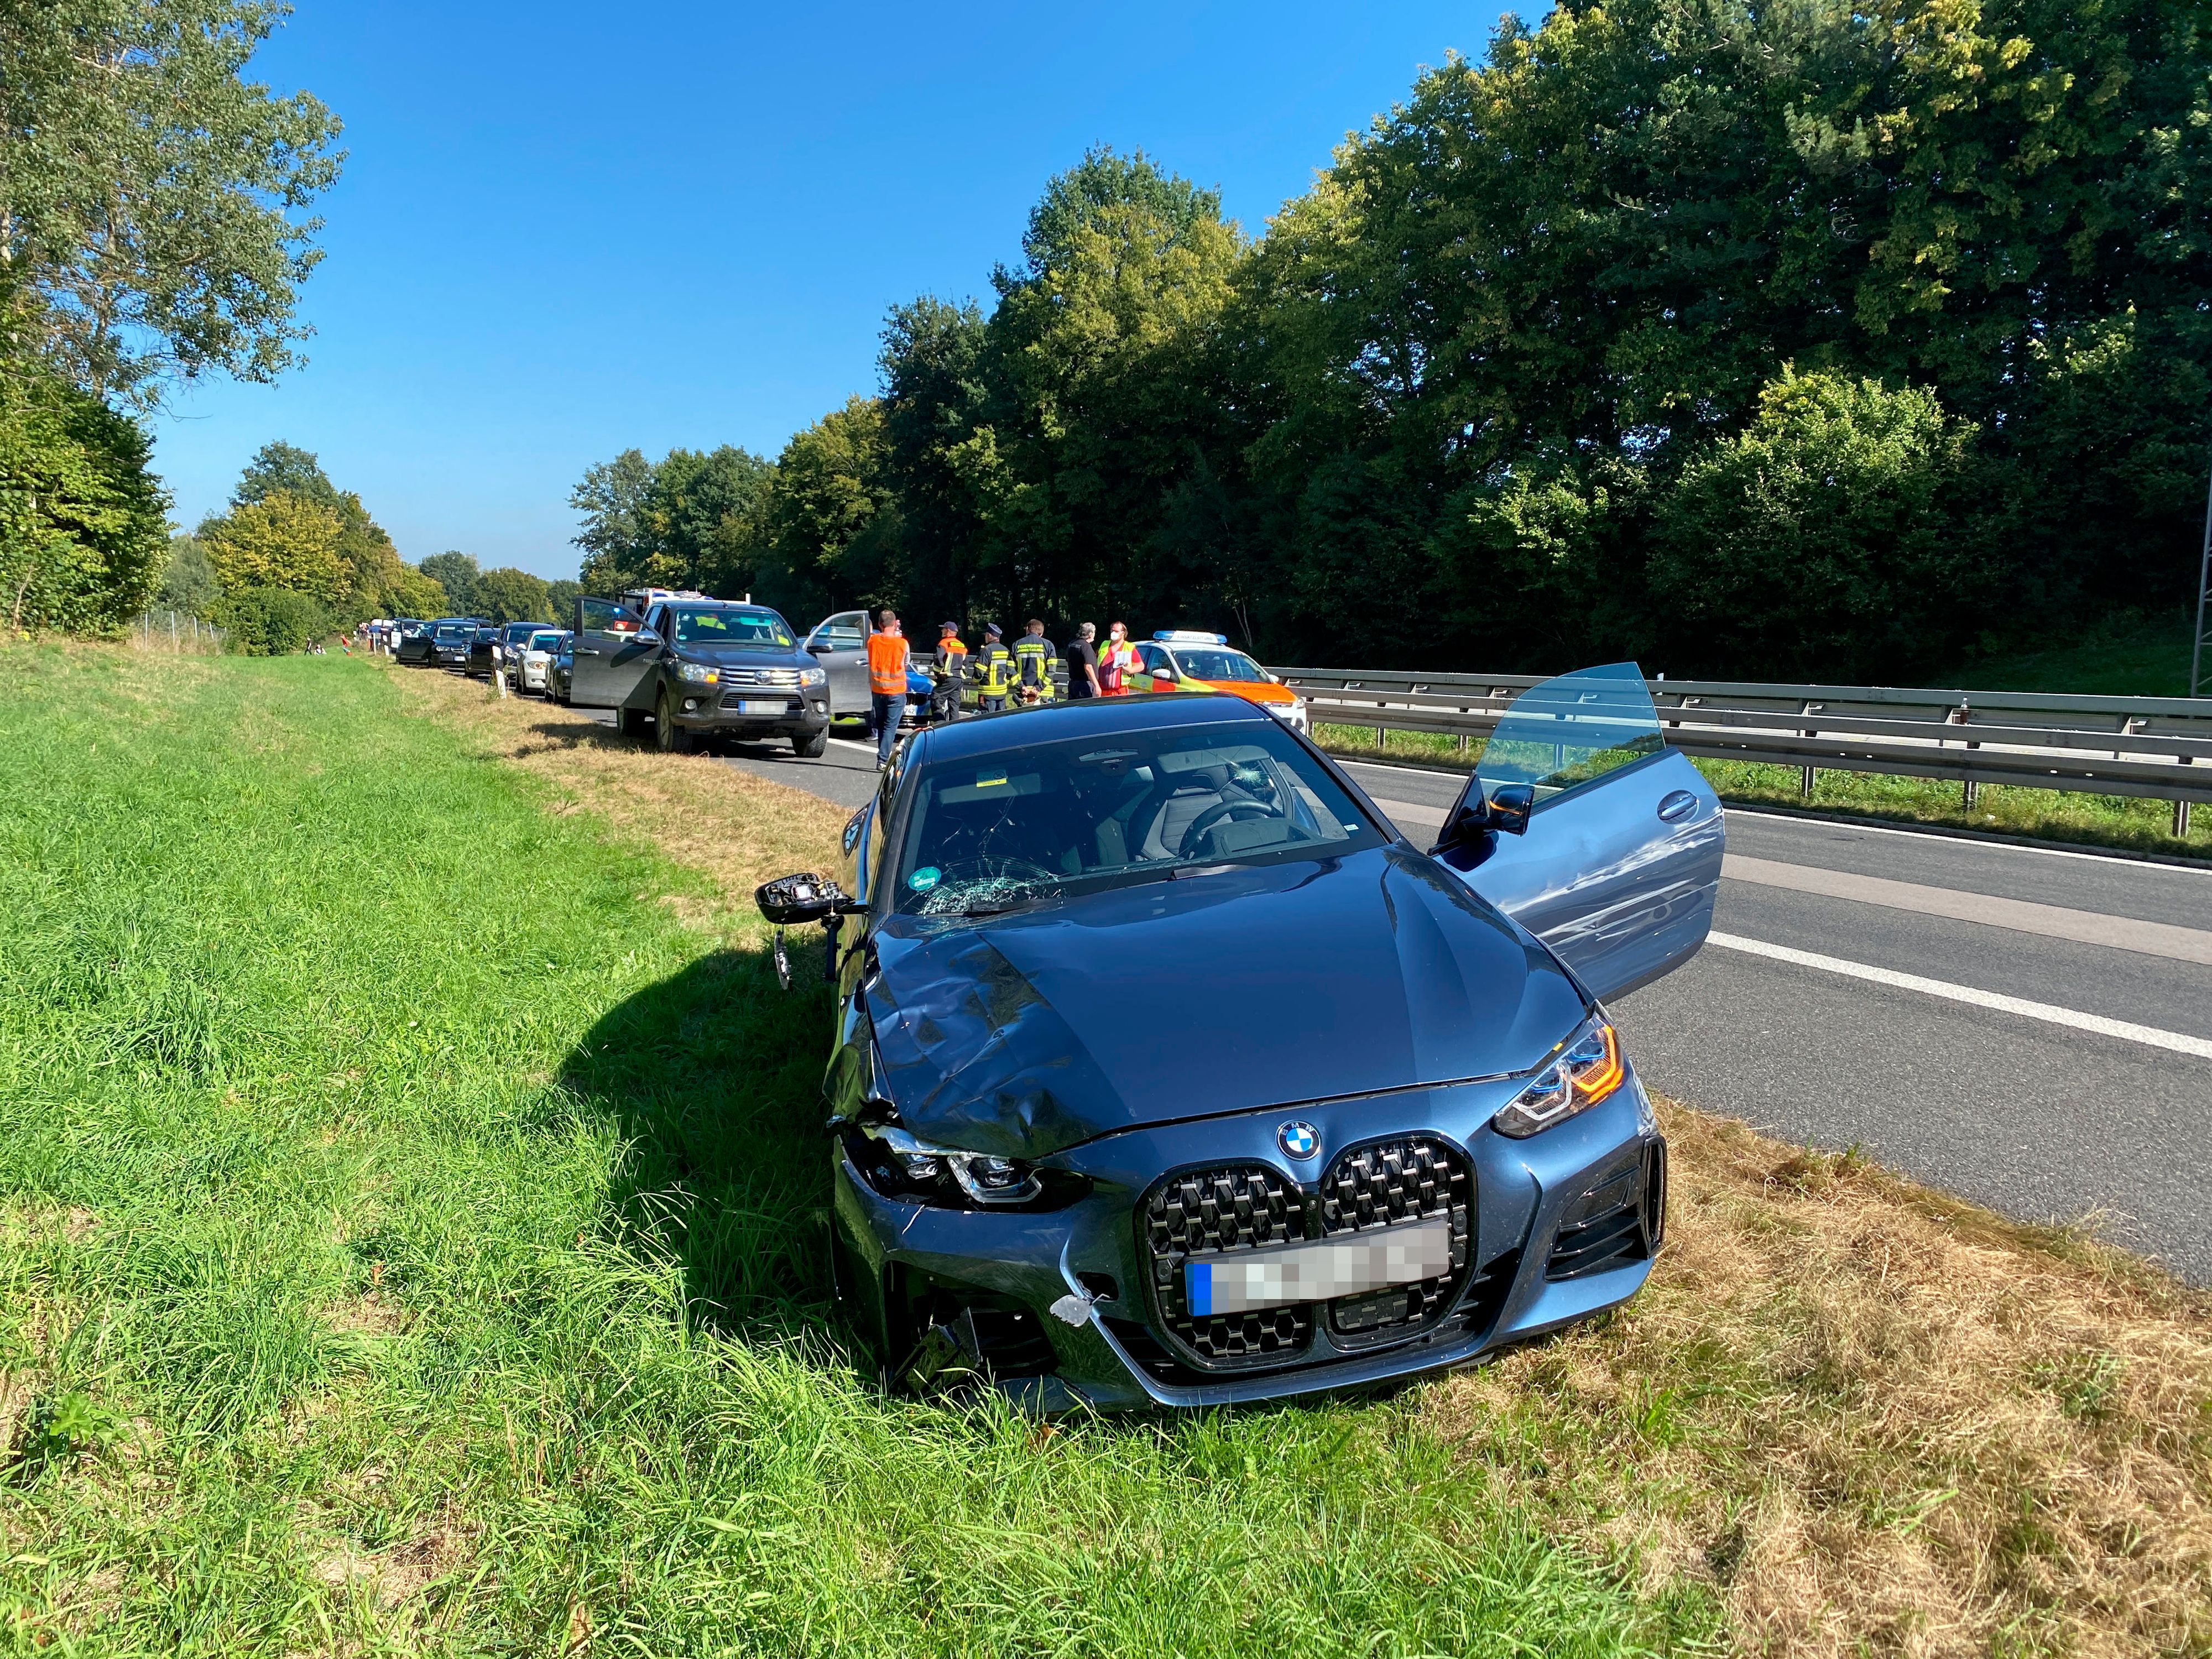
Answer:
613, 713, 2212, 1286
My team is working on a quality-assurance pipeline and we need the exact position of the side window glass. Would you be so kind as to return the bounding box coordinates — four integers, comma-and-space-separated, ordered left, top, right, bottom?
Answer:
580, 597, 639, 635
1475, 663, 1663, 807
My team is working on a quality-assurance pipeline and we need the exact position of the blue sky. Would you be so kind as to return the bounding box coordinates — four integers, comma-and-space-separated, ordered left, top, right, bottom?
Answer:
150, 1, 1517, 581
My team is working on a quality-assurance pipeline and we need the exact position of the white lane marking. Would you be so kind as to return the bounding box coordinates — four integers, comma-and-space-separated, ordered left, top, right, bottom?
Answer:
1370, 795, 1447, 831
1724, 854, 2212, 965
1706, 931, 2212, 1059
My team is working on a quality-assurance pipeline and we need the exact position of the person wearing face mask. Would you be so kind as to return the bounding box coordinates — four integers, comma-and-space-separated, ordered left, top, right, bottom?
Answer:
1098, 621, 1139, 695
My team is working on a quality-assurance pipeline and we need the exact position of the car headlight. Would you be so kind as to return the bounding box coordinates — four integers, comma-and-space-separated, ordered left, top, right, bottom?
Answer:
867, 1125, 1043, 1205
1493, 1018, 1625, 1139
800, 666, 827, 688
676, 660, 718, 684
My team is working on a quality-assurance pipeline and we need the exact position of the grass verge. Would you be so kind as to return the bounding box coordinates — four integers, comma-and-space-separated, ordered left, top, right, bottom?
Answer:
3, 646, 2206, 1656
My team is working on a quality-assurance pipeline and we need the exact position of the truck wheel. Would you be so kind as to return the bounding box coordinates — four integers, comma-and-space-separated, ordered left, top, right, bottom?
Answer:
655, 691, 692, 754
792, 729, 827, 759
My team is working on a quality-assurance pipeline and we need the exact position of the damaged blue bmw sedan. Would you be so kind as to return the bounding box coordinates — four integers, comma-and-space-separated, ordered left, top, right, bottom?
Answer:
755, 664, 1723, 1410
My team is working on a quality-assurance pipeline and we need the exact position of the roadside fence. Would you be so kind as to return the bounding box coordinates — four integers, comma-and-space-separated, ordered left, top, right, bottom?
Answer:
1275, 667, 2212, 838
133, 609, 227, 654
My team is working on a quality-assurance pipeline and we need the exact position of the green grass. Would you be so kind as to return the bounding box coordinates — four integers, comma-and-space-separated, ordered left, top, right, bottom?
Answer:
0, 646, 1714, 1656
1955, 608, 2201, 698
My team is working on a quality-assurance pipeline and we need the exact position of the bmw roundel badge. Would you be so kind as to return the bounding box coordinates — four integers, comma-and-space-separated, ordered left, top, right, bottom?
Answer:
1277, 1120, 1321, 1160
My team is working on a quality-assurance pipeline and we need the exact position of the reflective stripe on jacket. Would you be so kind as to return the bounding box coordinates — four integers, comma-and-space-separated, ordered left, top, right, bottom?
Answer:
865, 632, 909, 696
973, 643, 1013, 695
1013, 637, 1050, 688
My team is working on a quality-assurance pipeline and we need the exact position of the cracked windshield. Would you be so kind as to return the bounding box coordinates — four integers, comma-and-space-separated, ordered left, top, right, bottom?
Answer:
894, 722, 1381, 916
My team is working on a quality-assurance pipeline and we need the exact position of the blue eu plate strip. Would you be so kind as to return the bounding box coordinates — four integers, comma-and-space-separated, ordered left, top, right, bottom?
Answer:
1186, 1262, 1213, 1316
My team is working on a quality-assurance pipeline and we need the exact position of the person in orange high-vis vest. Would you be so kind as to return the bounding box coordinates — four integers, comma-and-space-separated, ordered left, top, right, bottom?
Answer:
865, 609, 910, 767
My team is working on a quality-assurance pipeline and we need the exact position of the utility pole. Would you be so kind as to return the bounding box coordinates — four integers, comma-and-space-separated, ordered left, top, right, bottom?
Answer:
2196, 451, 2212, 697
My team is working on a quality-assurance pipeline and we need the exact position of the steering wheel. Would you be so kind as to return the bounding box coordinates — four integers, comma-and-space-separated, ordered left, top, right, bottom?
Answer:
1177, 800, 1277, 858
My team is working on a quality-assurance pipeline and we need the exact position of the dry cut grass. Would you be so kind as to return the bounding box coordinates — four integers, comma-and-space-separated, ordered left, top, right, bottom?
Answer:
1441, 1105, 2212, 1659
387, 664, 853, 925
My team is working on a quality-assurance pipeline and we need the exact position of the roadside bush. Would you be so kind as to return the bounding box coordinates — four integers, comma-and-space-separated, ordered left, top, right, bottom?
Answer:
1648, 369, 1992, 682
208, 585, 338, 655
0, 364, 169, 635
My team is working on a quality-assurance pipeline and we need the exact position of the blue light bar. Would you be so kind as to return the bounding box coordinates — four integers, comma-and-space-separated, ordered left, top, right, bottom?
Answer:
1155, 630, 1228, 645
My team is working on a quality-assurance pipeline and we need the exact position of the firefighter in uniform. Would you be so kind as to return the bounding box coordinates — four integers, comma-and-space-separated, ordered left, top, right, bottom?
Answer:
1013, 618, 1057, 707
972, 623, 1014, 713
930, 622, 967, 723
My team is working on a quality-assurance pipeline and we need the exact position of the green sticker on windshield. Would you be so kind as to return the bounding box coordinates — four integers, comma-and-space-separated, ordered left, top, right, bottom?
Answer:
909, 866, 941, 893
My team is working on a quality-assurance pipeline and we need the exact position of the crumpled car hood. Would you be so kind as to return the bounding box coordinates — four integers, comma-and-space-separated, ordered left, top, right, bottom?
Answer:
864, 844, 1587, 1158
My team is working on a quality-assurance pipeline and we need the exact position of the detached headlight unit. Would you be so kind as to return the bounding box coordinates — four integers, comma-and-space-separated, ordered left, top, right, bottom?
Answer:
1493, 1018, 1625, 1139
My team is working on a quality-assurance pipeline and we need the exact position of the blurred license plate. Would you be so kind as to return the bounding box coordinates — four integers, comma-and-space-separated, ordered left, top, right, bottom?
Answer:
732, 698, 782, 714
1185, 1217, 1452, 1314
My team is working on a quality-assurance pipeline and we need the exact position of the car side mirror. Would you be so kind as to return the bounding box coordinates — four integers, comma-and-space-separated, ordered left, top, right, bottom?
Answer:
1430, 780, 1536, 855
755, 872, 859, 926
1488, 783, 1535, 836
634, 628, 660, 647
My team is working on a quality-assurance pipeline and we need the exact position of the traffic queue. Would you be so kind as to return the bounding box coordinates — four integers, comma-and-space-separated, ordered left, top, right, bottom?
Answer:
366, 586, 1311, 761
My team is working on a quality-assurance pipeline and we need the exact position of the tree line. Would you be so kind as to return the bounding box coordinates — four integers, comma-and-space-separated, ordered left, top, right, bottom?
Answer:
576, 0, 2212, 681
0, 4, 549, 653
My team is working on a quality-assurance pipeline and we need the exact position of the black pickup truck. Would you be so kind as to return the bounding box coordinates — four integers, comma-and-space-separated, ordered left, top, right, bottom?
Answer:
566, 594, 832, 756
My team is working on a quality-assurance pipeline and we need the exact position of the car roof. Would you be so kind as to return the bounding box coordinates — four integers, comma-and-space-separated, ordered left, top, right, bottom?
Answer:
916, 692, 1271, 766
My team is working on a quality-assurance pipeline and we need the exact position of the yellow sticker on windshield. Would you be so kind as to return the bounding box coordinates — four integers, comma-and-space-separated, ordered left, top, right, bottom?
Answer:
974, 770, 1009, 789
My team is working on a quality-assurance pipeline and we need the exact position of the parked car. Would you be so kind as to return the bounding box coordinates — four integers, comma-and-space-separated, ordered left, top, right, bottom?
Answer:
397, 617, 462, 665
493, 619, 551, 685
423, 620, 477, 669
753, 663, 1721, 1410
547, 635, 575, 704
513, 629, 568, 695
1123, 632, 1307, 732
463, 626, 503, 678
802, 610, 871, 718
567, 593, 832, 756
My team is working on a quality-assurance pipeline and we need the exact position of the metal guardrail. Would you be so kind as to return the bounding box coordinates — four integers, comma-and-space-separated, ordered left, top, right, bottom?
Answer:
1275, 667, 2212, 836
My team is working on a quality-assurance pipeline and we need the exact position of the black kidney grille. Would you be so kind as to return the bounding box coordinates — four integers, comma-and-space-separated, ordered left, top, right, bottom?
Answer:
1317, 1137, 1473, 1347
1142, 1165, 1314, 1368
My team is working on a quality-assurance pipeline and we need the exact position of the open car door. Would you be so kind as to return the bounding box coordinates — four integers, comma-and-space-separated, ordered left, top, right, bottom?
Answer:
570, 596, 659, 715
1432, 663, 1723, 1003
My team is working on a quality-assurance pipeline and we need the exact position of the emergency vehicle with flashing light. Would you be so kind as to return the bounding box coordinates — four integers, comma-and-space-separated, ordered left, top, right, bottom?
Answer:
1120, 631, 1309, 732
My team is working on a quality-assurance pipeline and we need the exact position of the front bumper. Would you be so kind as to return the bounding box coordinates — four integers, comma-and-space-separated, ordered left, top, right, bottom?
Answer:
833, 1068, 1665, 1410
667, 684, 832, 738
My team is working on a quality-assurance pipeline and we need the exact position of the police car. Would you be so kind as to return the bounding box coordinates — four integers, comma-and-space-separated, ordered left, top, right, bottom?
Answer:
1123, 632, 1308, 732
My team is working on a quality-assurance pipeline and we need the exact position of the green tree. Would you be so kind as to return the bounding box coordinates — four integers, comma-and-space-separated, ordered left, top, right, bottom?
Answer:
199, 489, 346, 600
0, 361, 169, 632
0, 0, 345, 404
764, 396, 899, 616
156, 533, 219, 612
568, 446, 773, 596
1649, 368, 1988, 680
546, 578, 581, 625
570, 449, 655, 591
207, 583, 333, 654
418, 550, 479, 614
473, 566, 552, 625
873, 150, 1246, 633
